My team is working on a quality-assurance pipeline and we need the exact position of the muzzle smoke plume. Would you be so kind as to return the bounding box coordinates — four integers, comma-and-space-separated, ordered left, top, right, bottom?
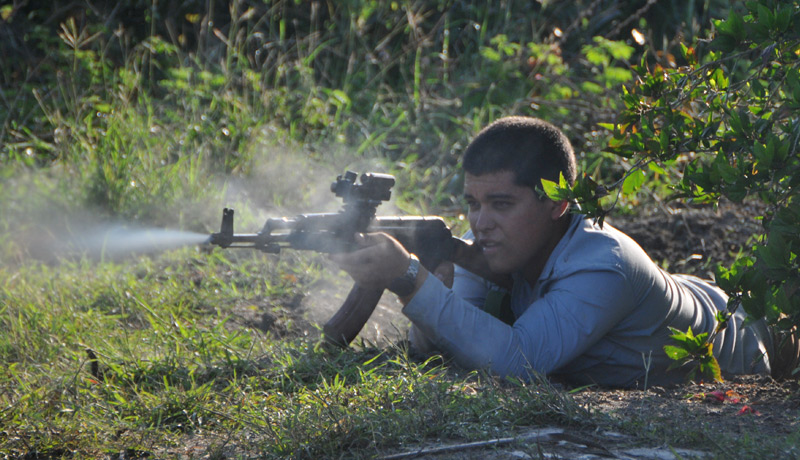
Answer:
70, 225, 210, 258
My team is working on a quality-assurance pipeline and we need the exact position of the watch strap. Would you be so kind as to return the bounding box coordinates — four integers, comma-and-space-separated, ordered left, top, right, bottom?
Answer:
388, 254, 420, 297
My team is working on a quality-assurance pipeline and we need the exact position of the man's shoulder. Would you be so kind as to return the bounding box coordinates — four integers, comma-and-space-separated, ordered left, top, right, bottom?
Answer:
564, 214, 632, 256
550, 214, 654, 276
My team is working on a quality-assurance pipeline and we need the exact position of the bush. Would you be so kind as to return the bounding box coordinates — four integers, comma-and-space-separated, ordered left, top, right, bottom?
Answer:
563, 0, 800, 358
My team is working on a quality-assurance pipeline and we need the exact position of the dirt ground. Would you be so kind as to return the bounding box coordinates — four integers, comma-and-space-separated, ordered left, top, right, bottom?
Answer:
371, 372, 800, 459
232, 198, 800, 459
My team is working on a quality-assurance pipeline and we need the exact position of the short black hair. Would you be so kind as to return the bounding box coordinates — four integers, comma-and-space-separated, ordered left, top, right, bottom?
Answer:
462, 116, 577, 190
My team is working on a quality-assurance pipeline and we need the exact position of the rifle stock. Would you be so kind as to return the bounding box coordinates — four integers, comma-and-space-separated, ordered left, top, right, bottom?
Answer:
322, 284, 385, 347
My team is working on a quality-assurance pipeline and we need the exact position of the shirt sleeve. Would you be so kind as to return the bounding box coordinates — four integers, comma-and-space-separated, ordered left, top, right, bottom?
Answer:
408, 263, 507, 352
451, 264, 493, 309
449, 229, 497, 310
402, 269, 635, 379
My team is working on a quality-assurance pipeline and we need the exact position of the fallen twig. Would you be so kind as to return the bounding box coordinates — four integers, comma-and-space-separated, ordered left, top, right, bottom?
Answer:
380, 428, 564, 460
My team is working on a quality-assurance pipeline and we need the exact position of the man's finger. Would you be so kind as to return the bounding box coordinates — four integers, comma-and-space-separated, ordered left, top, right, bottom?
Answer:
354, 232, 389, 248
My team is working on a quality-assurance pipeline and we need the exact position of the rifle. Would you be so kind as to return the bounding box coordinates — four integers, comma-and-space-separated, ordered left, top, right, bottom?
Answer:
207, 171, 469, 347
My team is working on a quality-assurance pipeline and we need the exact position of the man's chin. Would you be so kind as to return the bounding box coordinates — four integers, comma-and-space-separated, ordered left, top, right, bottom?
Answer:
486, 258, 515, 276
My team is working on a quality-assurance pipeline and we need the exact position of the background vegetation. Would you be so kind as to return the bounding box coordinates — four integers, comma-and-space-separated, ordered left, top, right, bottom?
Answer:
1, 0, 798, 458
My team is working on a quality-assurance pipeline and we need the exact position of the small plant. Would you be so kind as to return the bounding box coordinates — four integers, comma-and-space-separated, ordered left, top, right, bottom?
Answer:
663, 327, 723, 382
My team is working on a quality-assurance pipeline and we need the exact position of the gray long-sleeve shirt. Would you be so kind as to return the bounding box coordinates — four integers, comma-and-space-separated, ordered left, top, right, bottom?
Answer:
403, 214, 771, 388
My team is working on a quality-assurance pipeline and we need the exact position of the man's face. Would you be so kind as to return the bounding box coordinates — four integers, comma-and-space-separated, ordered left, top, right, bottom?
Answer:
464, 170, 567, 284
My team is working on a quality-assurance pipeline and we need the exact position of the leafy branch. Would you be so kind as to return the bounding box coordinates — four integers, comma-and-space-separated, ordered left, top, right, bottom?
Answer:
544, 0, 800, 380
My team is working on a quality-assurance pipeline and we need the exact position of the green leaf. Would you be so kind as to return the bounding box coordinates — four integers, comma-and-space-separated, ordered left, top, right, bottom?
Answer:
480, 47, 501, 62
621, 169, 646, 195
713, 153, 739, 184
711, 34, 738, 53
664, 345, 690, 361
756, 4, 775, 31
600, 37, 634, 61
711, 68, 729, 90
658, 126, 670, 152
700, 355, 723, 382
539, 178, 558, 200
694, 332, 710, 348
668, 326, 695, 345
715, 12, 745, 41
756, 234, 788, 270
603, 67, 633, 85
715, 263, 745, 293
583, 45, 609, 67
647, 162, 667, 175
715, 309, 731, 325
540, 174, 569, 201
581, 81, 605, 94
776, 5, 792, 32
1, 5, 14, 21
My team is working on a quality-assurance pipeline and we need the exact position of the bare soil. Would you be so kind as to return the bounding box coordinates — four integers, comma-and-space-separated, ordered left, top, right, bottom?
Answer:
606, 198, 765, 280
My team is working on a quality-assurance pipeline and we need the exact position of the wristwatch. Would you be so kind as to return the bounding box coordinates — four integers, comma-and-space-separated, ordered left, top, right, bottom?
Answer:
388, 254, 420, 297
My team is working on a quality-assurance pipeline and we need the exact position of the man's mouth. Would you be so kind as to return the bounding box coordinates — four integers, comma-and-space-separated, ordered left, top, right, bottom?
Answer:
478, 239, 500, 254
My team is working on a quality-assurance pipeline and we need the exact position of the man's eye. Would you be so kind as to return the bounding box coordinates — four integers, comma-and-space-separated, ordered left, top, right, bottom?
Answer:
493, 201, 512, 210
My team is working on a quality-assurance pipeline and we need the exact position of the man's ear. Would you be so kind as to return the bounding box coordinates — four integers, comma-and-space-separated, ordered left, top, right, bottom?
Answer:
550, 200, 570, 220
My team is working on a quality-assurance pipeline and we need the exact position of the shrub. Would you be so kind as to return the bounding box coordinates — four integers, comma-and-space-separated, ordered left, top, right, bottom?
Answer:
557, 0, 800, 376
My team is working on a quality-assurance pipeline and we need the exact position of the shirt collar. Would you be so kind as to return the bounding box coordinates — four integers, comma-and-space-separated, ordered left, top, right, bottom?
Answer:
513, 213, 585, 287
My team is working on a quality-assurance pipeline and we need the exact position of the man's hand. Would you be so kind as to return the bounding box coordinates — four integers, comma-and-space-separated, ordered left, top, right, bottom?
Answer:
330, 232, 509, 297
330, 233, 415, 291
431, 261, 454, 289
451, 238, 513, 289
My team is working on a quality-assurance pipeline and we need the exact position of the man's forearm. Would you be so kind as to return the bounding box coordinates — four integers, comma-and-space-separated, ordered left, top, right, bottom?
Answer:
402, 275, 520, 375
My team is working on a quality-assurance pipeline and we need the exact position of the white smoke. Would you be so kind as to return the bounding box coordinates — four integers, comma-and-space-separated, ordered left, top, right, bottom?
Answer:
70, 225, 210, 258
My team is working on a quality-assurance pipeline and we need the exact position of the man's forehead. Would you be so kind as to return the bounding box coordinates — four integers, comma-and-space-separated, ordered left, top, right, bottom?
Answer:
463, 171, 528, 196
464, 170, 516, 184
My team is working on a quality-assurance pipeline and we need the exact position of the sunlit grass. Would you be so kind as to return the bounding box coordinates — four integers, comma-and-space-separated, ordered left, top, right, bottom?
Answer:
0, 246, 594, 458
4, 244, 792, 458
2, 1, 791, 458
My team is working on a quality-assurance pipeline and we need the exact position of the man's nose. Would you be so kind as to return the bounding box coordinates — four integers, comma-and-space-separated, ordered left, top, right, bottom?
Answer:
471, 209, 495, 232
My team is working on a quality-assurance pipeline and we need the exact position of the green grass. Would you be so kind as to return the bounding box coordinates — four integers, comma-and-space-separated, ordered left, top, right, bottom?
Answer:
2, 247, 797, 458
2, 1, 793, 458
0, 248, 595, 458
